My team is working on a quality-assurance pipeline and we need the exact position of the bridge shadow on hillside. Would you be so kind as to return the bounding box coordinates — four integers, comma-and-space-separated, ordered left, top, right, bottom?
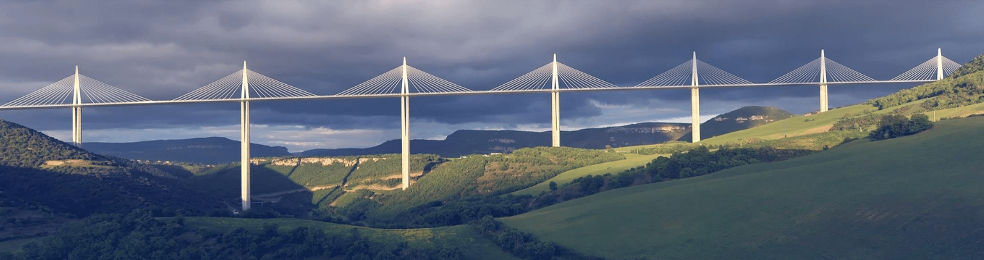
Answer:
187, 164, 314, 216
284, 157, 302, 178
314, 158, 361, 207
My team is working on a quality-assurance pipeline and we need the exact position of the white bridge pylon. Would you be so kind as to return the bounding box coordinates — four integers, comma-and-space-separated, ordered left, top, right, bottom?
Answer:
172, 61, 317, 211
337, 57, 473, 190
491, 54, 619, 147
893, 48, 961, 81
0, 66, 151, 146
0, 49, 963, 212
634, 52, 754, 142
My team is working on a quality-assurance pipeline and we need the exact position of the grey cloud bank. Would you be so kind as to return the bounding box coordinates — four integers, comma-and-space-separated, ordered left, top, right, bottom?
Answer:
0, 0, 981, 151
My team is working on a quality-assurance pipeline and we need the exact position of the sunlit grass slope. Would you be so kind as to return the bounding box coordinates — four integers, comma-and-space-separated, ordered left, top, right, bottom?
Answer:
182, 217, 517, 260
512, 153, 665, 196
502, 117, 984, 259
701, 104, 874, 144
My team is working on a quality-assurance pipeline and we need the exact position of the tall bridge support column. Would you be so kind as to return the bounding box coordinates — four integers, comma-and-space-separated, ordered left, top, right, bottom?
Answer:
71, 66, 82, 146
401, 57, 410, 190
240, 61, 251, 211
551, 54, 560, 147
690, 52, 701, 143
819, 50, 828, 113
937, 48, 944, 80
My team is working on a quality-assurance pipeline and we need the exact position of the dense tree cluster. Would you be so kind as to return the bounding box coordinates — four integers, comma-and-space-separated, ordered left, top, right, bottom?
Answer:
832, 114, 882, 132
0, 120, 104, 168
0, 165, 221, 218
530, 147, 812, 208
868, 54, 984, 111
869, 114, 933, 140
949, 53, 984, 79
4, 211, 461, 260
471, 216, 599, 260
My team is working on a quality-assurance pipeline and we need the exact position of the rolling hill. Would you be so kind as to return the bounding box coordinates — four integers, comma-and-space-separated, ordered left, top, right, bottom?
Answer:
0, 120, 108, 168
502, 117, 984, 259
678, 105, 793, 141
84, 137, 291, 164
297, 122, 691, 157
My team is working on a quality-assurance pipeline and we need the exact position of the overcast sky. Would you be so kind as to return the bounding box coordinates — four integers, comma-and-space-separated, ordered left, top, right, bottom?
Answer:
1, 0, 982, 152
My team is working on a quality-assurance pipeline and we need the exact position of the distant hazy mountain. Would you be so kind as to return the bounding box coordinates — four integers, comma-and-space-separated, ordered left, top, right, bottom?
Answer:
81, 106, 793, 162
678, 106, 795, 141
297, 122, 691, 157
85, 137, 290, 164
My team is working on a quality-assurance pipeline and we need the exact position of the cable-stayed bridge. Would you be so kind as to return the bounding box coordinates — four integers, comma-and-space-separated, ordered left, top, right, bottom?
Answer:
0, 49, 961, 211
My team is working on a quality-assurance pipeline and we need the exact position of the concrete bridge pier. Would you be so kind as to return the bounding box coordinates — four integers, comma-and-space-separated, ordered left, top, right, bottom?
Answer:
401, 57, 410, 190
690, 52, 701, 143
551, 54, 561, 147
71, 66, 82, 146
240, 61, 251, 211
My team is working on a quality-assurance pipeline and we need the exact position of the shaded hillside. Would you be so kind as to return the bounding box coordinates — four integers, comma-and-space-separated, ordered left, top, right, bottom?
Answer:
0, 165, 222, 217
678, 106, 793, 141
85, 137, 291, 164
0, 120, 107, 167
0, 119, 223, 217
503, 117, 984, 259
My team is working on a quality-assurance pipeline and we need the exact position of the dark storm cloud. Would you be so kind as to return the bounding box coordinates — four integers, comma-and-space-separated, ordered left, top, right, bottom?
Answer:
1, 0, 983, 148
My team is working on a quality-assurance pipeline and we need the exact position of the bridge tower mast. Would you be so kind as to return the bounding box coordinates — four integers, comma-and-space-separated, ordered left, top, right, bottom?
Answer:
937, 48, 944, 80
551, 54, 560, 147
819, 50, 828, 113
240, 61, 251, 211
691, 52, 700, 143
72, 66, 82, 146
401, 57, 410, 190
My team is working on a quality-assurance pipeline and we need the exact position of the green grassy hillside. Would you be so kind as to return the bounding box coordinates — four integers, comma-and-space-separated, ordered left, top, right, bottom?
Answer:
512, 153, 665, 196
502, 117, 984, 259
351, 147, 624, 223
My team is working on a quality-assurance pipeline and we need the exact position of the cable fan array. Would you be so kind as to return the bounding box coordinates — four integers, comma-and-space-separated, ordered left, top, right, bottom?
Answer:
174, 69, 315, 100
636, 59, 752, 87
491, 62, 618, 91
0, 51, 967, 109
336, 65, 471, 96
1, 74, 150, 107
892, 56, 962, 81
770, 57, 875, 84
